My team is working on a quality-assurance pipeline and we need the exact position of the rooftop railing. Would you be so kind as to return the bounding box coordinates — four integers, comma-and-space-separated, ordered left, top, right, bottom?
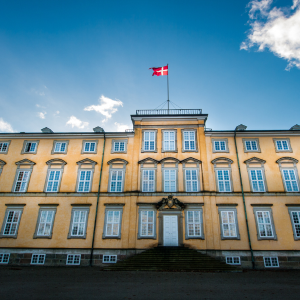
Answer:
135, 109, 202, 115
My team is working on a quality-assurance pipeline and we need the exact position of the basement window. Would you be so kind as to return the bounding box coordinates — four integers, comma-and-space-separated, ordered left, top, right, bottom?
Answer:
103, 255, 117, 263
226, 256, 240, 265
31, 254, 46, 265
0, 253, 10, 264
66, 254, 81, 265
264, 257, 279, 268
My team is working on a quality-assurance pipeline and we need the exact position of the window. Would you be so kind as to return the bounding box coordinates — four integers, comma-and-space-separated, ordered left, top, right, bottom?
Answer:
0, 208, 23, 237
0, 141, 10, 153
46, 170, 62, 192
226, 256, 241, 265
68, 207, 90, 239
163, 131, 176, 151
103, 255, 117, 263
142, 170, 155, 192
107, 159, 127, 193
264, 257, 279, 268
243, 139, 260, 152
216, 170, 231, 192
0, 253, 10, 264
114, 141, 125, 152
143, 131, 156, 152
103, 206, 123, 239
250, 169, 265, 192
253, 207, 276, 240
282, 169, 299, 192
77, 170, 92, 192
274, 138, 292, 152
22, 141, 39, 154
140, 211, 154, 237
110, 170, 123, 192
164, 169, 176, 192
14, 170, 30, 192
218, 208, 239, 239
183, 131, 196, 151
31, 254, 45, 265
185, 169, 198, 192
52, 141, 68, 154
288, 208, 300, 240
212, 139, 228, 153
185, 207, 204, 239
82, 140, 98, 153
0, 160, 5, 177
34, 208, 56, 238
66, 254, 81, 265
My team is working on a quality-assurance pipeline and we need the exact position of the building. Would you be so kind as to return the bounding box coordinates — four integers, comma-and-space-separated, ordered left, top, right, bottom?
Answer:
0, 109, 300, 269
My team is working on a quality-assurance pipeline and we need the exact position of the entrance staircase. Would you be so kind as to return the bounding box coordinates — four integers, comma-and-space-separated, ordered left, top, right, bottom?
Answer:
103, 247, 239, 272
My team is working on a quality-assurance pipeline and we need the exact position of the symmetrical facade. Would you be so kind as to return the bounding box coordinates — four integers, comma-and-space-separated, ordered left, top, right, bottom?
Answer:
0, 109, 300, 269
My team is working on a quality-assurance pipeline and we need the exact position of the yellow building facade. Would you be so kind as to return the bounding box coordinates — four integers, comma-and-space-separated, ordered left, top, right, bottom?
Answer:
0, 109, 300, 268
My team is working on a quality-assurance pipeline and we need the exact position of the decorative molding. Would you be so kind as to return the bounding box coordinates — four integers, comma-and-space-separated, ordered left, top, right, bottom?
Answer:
46, 158, 67, 165
107, 158, 128, 165
0, 159, 6, 166
71, 203, 92, 206
211, 157, 233, 165
276, 157, 299, 164
15, 159, 36, 165
160, 157, 180, 164
244, 157, 266, 165
138, 157, 160, 164
216, 203, 238, 206
156, 195, 185, 211
104, 203, 125, 206
76, 158, 98, 165
290, 124, 300, 131
251, 204, 273, 206
181, 157, 202, 164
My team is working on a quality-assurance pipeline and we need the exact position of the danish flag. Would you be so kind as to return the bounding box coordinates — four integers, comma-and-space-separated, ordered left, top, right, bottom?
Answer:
149, 65, 168, 76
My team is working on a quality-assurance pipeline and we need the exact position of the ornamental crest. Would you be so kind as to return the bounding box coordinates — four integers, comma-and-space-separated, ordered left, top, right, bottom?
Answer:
156, 195, 185, 211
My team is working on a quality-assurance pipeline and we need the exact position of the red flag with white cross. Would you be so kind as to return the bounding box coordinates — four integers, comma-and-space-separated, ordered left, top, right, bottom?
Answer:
149, 65, 168, 76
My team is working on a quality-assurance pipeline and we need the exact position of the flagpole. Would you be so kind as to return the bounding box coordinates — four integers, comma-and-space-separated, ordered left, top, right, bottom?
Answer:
167, 64, 169, 113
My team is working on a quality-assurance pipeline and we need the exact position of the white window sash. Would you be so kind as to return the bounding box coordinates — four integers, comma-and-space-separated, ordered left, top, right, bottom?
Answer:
163, 131, 175, 151
282, 169, 299, 192
214, 141, 226, 151
77, 170, 92, 192
144, 131, 155, 151
46, 170, 62, 192
14, 170, 30, 192
187, 211, 201, 237
276, 140, 289, 151
3, 210, 21, 235
114, 142, 125, 152
185, 169, 198, 192
250, 169, 265, 192
217, 170, 231, 192
71, 211, 87, 236
256, 211, 274, 237
142, 170, 155, 192
291, 211, 300, 237
245, 140, 258, 151
54, 142, 66, 152
164, 169, 176, 192
0, 142, 8, 152
84, 142, 96, 152
105, 211, 121, 236
110, 170, 123, 192
37, 211, 54, 236
221, 211, 237, 237
183, 131, 195, 150
25, 142, 37, 153
67, 254, 81, 265
140, 210, 154, 236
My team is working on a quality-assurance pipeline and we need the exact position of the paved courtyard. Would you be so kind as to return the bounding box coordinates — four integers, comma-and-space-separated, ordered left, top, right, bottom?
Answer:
1, 267, 300, 300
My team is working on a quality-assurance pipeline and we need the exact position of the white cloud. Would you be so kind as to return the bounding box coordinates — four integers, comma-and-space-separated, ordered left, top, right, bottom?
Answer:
38, 112, 46, 119
241, 0, 300, 70
0, 118, 14, 132
66, 116, 89, 129
114, 122, 131, 132
54, 111, 60, 117
84, 95, 123, 123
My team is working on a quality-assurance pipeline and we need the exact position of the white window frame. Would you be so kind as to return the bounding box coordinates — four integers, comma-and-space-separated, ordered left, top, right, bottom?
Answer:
68, 207, 90, 239
81, 140, 98, 154
31, 254, 46, 265
218, 207, 240, 239
45, 170, 62, 192
253, 207, 277, 240
184, 169, 199, 192
102, 255, 117, 263
0, 141, 10, 154
103, 206, 123, 239
182, 130, 196, 152
288, 207, 300, 240
13, 170, 32, 193
162, 130, 176, 152
212, 139, 229, 153
249, 169, 266, 192
142, 169, 155, 192
77, 170, 93, 193
273, 138, 292, 152
111, 139, 128, 154
66, 254, 81, 265
0, 206, 24, 238
34, 207, 57, 239
216, 169, 232, 192
243, 139, 260, 152
138, 207, 156, 239
142, 130, 157, 152
21, 140, 39, 154
52, 141, 68, 154
0, 253, 10, 264
281, 168, 299, 192
185, 208, 204, 239
163, 169, 177, 192
226, 256, 241, 265
264, 257, 279, 268
109, 169, 124, 193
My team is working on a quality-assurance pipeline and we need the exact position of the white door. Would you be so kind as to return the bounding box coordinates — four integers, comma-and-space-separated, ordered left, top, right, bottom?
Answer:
163, 215, 178, 246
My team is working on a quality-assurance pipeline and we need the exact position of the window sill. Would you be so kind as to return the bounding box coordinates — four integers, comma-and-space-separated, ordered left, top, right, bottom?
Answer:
185, 236, 205, 240
220, 237, 240, 240
102, 236, 121, 239
137, 236, 157, 240
33, 236, 52, 239
0, 235, 17, 239
141, 150, 158, 153
67, 236, 87, 239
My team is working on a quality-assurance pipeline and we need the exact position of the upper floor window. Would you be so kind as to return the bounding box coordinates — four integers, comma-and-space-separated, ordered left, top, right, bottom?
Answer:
164, 169, 176, 192
0, 141, 10, 154
250, 169, 265, 192
103, 205, 124, 239
107, 158, 128, 193
111, 139, 128, 154
142, 169, 155, 192
185, 206, 204, 240
276, 157, 299, 192
185, 169, 199, 192
0, 159, 6, 177
13, 159, 35, 193
0, 205, 25, 238
217, 170, 231, 192
82, 140, 97, 154
274, 138, 292, 152
218, 207, 240, 239
76, 158, 97, 193
21, 140, 39, 154
183, 130, 196, 151
243, 139, 260, 152
45, 159, 66, 193
288, 207, 300, 240
212, 139, 228, 153
211, 157, 233, 193
162, 131, 176, 152
34, 206, 57, 238
52, 141, 69, 154
142, 130, 157, 152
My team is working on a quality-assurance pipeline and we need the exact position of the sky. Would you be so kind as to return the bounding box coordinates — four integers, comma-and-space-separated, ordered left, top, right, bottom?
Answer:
0, 0, 300, 133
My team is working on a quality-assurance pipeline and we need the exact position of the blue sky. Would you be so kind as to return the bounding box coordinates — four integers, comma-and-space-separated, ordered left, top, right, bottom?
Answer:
0, 0, 299, 133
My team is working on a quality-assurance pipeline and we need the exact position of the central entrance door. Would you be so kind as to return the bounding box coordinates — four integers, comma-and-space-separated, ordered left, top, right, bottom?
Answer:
163, 215, 178, 246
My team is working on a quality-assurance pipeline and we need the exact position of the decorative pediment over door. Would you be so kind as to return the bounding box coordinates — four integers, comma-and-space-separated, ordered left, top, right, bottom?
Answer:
156, 195, 185, 211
